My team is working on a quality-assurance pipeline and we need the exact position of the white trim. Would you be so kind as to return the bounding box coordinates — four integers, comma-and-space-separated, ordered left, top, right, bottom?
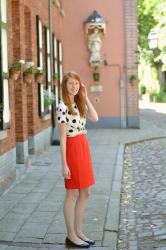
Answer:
1, 28, 8, 73
47, 28, 50, 53
39, 19, 42, 49
39, 51, 43, 69
1, 0, 7, 23
47, 57, 51, 82
54, 36, 57, 58
59, 42, 62, 62
0, 130, 7, 140
60, 64, 63, 82
55, 85, 59, 107
48, 85, 51, 111
3, 79, 10, 124
42, 114, 51, 121
40, 84, 44, 113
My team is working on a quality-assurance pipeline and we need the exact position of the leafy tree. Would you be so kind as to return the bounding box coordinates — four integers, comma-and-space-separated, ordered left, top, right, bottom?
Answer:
138, 0, 166, 66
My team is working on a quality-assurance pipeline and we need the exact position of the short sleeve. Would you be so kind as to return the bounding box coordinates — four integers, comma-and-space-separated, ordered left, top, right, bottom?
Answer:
56, 102, 67, 124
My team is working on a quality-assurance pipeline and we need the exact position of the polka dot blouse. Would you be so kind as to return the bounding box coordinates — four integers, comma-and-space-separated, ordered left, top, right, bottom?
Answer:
56, 101, 87, 137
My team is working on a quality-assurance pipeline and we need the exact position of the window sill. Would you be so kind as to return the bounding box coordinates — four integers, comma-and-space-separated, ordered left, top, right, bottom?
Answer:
42, 114, 51, 121
0, 130, 7, 140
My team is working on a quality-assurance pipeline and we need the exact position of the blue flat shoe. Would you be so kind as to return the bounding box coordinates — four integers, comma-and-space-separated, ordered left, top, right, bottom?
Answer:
65, 237, 90, 248
84, 239, 95, 245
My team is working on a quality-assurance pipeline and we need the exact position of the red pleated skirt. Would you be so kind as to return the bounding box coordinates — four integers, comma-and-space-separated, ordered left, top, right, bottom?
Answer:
65, 134, 95, 189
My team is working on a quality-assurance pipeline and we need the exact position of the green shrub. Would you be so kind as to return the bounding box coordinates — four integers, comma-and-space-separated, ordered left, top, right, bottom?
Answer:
156, 91, 166, 103
140, 84, 147, 94
149, 92, 158, 102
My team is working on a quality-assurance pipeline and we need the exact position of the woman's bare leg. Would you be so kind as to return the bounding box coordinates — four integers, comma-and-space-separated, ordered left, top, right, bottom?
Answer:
64, 189, 86, 244
74, 188, 91, 240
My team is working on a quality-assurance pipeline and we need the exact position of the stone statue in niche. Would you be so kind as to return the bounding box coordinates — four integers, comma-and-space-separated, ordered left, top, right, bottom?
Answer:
88, 28, 103, 66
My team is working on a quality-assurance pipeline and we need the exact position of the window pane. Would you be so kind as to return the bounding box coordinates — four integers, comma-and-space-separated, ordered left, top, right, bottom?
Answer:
1, 29, 8, 73
1, 0, 7, 23
47, 57, 51, 82
40, 51, 43, 69
55, 85, 59, 107
59, 42, 62, 62
54, 61, 58, 74
40, 84, 44, 113
47, 29, 50, 53
39, 20, 42, 49
60, 64, 63, 82
54, 37, 57, 58
48, 85, 51, 111
3, 79, 10, 124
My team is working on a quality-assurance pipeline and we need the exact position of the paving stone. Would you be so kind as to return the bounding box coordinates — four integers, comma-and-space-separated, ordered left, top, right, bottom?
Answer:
0, 245, 8, 250
103, 231, 117, 249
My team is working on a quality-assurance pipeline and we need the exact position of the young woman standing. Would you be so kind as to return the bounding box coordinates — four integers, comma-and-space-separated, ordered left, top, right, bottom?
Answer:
57, 71, 98, 248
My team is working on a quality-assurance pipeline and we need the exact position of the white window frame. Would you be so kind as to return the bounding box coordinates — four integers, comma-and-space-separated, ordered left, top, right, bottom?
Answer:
0, 0, 10, 130
58, 41, 63, 83
45, 27, 51, 87
36, 15, 44, 117
52, 33, 59, 107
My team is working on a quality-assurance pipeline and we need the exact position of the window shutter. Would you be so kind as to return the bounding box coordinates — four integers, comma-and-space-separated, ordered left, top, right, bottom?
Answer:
0, 0, 10, 130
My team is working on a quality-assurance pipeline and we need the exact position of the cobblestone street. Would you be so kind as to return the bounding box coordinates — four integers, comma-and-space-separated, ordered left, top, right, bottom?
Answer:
118, 138, 166, 250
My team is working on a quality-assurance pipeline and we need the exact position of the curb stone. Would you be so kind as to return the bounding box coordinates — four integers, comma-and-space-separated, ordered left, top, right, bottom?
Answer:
103, 143, 125, 249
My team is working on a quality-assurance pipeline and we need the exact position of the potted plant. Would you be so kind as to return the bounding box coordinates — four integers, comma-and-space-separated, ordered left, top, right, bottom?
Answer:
35, 67, 44, 83
43, 89, 56, 114
93, 71, 100, 81
129, 74, 139, 85
53, 72, 59, 85
23, 62, 36, 83
9, 61, 22, 80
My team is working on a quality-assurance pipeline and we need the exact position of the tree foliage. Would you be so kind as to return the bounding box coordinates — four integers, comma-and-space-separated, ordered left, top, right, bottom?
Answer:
138, 0, 166, 68
138, 0, 164, 50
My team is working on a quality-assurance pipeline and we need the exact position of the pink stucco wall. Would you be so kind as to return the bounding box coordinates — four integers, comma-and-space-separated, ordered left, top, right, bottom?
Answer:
62, 0, 125, 118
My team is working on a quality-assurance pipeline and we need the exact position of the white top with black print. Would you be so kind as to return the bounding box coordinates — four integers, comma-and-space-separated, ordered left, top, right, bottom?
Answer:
56, 101, 87, 137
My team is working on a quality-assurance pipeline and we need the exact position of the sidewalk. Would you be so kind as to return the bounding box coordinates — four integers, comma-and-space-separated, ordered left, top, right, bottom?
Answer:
0, 101, 166, 250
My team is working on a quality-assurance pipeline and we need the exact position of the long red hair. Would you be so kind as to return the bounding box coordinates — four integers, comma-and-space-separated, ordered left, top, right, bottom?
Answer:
61, 71, 86, 117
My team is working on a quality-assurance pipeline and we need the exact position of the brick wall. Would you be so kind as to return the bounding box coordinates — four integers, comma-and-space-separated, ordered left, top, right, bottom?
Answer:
0, 0, 64, 194
124, 0, 139, 126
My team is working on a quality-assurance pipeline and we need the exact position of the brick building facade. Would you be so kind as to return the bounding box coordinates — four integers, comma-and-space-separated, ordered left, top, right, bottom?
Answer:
0, 0, 139, 195
0, 0, 64, 194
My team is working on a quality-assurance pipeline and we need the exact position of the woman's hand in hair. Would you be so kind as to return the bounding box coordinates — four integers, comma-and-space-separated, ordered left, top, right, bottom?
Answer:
81, 82, 88, 99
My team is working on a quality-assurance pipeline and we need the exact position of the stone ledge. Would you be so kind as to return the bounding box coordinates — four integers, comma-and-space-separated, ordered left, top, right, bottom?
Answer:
42, 114, 51, 121
0, 130, 7, 140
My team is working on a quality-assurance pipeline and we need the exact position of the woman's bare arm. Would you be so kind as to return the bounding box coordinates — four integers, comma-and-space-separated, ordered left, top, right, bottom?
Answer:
85, 97, 98, 122
81, 83, 98, 122
58, 123, 71, 179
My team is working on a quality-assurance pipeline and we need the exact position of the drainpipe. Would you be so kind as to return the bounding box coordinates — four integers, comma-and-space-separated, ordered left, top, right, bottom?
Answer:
48, 0, 60, 145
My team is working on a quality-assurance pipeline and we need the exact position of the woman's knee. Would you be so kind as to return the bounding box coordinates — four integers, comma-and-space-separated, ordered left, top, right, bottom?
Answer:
79, 188, 91, 199
66, 189, 79, 201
